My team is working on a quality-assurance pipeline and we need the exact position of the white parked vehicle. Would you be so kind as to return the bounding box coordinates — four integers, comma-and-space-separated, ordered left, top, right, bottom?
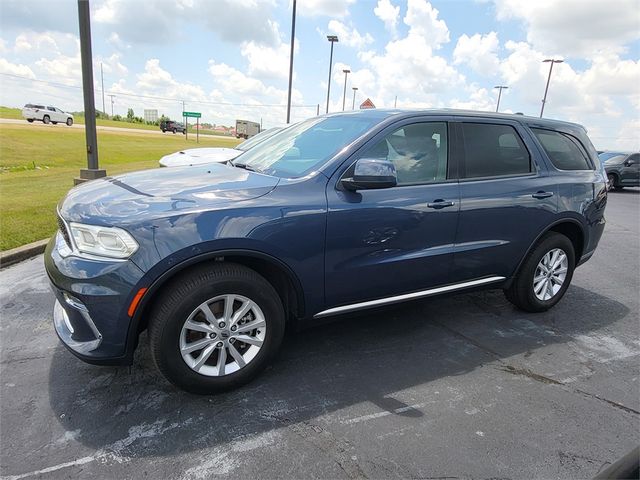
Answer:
159, 127, 283, 167
22, 104, 74, 126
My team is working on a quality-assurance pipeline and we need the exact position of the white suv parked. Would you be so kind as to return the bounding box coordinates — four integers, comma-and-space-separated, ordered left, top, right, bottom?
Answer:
22, 104, 74, 126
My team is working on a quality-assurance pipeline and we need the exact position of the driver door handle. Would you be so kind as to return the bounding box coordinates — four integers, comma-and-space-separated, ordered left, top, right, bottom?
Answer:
427, 199, 456, 209
532, 191, 554, 199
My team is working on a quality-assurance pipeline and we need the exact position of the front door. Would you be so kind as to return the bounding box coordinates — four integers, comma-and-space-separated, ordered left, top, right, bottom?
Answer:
620, 153, 640, 185
324, 120, 460, 310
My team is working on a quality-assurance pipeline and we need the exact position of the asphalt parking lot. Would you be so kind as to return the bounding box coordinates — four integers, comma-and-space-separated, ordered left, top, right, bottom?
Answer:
1, 189, 638, 479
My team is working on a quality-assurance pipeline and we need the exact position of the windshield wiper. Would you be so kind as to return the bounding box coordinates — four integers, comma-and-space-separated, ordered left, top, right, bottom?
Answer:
232, 161, 261, 173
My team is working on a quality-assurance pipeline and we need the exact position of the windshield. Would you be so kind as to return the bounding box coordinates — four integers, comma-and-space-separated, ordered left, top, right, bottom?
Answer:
598, 152, 625, 162
236, 127, 283, 152
604, 154, 627, 165
233, 115, 380, 178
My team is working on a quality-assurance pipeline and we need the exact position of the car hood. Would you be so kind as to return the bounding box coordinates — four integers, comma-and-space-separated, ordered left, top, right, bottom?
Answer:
159, 148, 242, 167
59, 162, 279, 224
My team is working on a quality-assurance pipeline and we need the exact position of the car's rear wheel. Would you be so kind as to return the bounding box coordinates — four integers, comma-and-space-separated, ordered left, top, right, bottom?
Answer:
173, 128, 177, 134
43, 115, 50, 124
607, 173, 617, 191
148, 262, 285, 394
504, 232, 575, 312
66, 118, 73, 126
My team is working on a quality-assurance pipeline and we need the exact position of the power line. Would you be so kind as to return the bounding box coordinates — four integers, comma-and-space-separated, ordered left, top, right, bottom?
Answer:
0, 72, 317, 109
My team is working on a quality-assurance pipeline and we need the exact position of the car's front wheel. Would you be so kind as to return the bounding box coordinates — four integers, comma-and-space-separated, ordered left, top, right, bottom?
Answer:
148, 262, 285, 394
504, 232, 575, 312
66, 118, 73, 126
27, 119, 34, 123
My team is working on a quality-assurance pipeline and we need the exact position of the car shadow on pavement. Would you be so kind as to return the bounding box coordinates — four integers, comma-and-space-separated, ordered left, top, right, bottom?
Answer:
47, 285, 629, 458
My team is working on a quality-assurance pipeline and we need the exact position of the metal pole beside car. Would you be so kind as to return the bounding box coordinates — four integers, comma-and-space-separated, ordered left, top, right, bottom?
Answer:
540, 59, 563, 118
286, 0, 297, 124
341, 69, 350, 112
75, 0, 105, 185
325, 35, 338, 114
352, 87, 358, 110
494, 85, 508, 112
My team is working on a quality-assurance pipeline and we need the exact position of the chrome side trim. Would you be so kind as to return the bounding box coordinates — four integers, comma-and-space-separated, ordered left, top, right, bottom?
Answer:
314, 276, 506, 319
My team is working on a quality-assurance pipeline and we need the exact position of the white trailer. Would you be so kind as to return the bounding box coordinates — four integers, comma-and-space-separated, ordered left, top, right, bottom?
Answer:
235, 119, 261, 139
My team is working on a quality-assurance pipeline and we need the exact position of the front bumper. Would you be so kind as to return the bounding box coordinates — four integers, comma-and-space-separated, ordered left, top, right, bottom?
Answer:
45, 233, 146, 365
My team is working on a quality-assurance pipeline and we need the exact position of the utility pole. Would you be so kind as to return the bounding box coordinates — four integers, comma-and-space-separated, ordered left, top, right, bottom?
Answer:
285, 0, 297, 124
341, 69, 350, 111
351, 87, 358, 110
108, 94, 115, 117
75, 0, 105, 185
100, 62, 105, 116
494, 85, 508, 112
540, 59, 563, 118
394, 95, 397, 108
325, 35, 338, 114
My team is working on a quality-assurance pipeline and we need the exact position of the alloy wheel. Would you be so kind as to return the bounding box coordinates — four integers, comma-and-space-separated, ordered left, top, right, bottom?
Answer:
533, 248, 568, 301
179, 294, 266, 376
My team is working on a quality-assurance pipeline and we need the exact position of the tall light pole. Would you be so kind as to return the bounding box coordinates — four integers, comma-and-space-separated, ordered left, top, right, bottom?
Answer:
325, 35, 338, 114
285, 0, 296, 124
108, 94, 115, 117
494, 85, 508, 112
341, 69, 350, 111
100, 62, 105, 115
351, 87, 358, 110
540, 59, 563, 118
75, 0, 105, 184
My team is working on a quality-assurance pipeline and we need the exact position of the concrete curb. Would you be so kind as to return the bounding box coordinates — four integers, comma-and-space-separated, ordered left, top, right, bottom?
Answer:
0, 239, 48, 269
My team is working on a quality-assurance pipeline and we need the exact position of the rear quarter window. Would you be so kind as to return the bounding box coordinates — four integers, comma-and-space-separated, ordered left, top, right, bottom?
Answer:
532, 128, 592, 170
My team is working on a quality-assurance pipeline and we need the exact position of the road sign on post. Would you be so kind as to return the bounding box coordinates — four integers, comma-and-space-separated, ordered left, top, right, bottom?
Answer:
183, 112, 201, 143
359, 98, 376, 109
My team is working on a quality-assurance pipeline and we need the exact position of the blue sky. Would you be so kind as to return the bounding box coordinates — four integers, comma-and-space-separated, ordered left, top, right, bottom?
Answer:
0, 0, 638, 149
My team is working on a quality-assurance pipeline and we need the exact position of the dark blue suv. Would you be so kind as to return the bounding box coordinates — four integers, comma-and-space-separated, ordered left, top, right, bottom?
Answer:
45, 110, 607, 393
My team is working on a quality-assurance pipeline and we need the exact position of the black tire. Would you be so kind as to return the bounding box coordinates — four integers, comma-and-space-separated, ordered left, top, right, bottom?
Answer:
161, 129, 166, 133
148, 262, 286, 394
66, 118, 73, 126
504, 232, 575, 312
607, 173, 617, 191
52, 121, 58, 125
27, 119, 34, 123
173, 128, 177, 134
43, 115, 50, 124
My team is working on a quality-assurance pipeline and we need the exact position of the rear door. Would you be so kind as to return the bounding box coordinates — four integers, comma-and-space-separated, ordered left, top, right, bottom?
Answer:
324, 118, 460, 309
451, 119, 557, 283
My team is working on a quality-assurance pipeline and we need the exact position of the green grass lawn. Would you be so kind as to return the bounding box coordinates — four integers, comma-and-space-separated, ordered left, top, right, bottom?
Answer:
0, 124, 240, 250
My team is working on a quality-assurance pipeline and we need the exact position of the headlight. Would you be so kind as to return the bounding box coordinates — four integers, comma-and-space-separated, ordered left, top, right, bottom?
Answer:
69, 222, 138, 259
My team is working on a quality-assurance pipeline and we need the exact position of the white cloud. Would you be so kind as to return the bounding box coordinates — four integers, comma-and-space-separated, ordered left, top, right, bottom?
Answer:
297, 0, 356, 18
374, 0, 400, 37
95, 0, 281, 47
327, 20, 374, 50
493, 0, 640, 57
241, 40, 293, 81
453, 32, 500, 76
14, 33, 31, 52
0, 58, 36, 78
403, 0, 449, 49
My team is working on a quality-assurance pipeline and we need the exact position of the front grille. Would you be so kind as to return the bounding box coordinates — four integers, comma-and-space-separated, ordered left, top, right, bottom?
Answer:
57, 215, 72, 248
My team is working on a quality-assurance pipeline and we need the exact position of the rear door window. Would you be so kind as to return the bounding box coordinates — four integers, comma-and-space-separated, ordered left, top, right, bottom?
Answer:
460, 123, 532, 178
531, 128, 592, 170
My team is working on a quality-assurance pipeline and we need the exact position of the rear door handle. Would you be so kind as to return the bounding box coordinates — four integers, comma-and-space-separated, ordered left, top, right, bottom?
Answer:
532, 191, 554, 199
427, 199, 456, 209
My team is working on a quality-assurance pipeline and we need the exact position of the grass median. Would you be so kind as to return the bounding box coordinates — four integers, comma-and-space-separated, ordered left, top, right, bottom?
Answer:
0, 123, 240, 251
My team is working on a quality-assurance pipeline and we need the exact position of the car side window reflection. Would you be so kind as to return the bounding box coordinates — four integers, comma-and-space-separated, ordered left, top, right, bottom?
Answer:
361, 122, 448, 185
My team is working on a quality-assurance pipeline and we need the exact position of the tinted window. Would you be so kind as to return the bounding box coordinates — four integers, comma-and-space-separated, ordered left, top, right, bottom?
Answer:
628, 154, 639, 164
532, 128, 592, 170
461, 123, 531, 178
47, 107, 56, 111
360, 122, 448, 185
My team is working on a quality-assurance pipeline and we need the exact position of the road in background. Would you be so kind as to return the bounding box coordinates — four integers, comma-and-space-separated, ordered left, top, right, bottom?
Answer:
1, 190, 638, 479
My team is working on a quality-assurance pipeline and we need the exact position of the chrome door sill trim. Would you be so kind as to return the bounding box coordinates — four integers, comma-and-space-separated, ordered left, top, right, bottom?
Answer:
314, 276, 506, 319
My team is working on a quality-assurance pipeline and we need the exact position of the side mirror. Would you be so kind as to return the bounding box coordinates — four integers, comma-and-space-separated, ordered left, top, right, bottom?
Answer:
341, 158, 397, 191
624, 159, 636, 166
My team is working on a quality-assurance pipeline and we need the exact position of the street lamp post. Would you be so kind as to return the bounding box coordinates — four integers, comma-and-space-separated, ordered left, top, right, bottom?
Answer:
341, 69, 350, 111
351, 87, 358, 110
494, 85, 508, 112
540, 59, 563, 118
325, 35, 338, 114
285, 0, 297, 124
